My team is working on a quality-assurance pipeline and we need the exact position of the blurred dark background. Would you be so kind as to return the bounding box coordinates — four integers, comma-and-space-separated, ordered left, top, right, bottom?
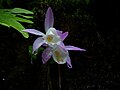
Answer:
0, 0, 120, 90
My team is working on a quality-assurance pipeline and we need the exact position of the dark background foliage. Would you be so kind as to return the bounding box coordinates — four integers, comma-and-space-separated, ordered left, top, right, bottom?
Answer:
0, 0, 120, 90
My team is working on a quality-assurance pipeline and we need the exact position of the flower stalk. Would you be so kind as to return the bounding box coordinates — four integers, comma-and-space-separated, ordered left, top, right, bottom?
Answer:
47, 64, 52, 90
58, 65, 61, 90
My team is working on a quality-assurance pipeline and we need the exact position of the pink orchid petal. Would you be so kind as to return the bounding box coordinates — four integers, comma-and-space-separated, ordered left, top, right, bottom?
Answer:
42, 47, 52, 64
23, 29, 45, 36
66, 56, 72, 68
65, 46, 86, 51
45, 7, 54, 32
33, 37, 44, 53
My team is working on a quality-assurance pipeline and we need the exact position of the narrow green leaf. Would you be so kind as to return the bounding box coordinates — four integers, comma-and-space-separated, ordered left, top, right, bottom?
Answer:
14, 17, 33, 23
0, 12, 29, 38
0, 13, 11, 27
8, 19, 29, 38
11, 8, 33, 14
0, 18, 10, 27
38, 47, 45, 52
0, 22, 10, 27
28, 45, 37, 60
16, 14, 33, 19
0, 8, 34, 38
29, 45, 33, 54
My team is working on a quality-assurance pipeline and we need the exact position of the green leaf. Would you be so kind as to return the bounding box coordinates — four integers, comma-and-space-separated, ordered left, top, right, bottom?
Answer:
14, 17, 33, 23
11, 8, 33, 14
28, 45, 37, 60
0, 18, 10, 27
7, 18, 29, 38
29, 45, 33, 54
0, 13, 12, 27
0, 12, 29, 38
0, 8, 33, 38
16, 14, 33, 19
38, 47, 45, 52
0, 22, 9, 27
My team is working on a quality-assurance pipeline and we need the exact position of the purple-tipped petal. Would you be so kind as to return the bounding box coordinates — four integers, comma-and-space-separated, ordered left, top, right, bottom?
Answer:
57, 30, 62, 33
65, 46, 86, 51
66, 56, 72, 68
42, 47, 52, 64
23, 29, 45, 36
56, 30, 63, 35
59, 42, 66, 48
61, 32, 68, 40
45, 7, 54, 32
57, 30, 68, 41
33, 37, 44, 53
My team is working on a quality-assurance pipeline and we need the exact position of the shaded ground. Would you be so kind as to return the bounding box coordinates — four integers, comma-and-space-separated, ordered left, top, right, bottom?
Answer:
0, 0, 120, 90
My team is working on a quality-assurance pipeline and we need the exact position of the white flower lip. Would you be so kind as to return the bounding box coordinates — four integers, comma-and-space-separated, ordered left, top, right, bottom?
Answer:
44, 27, 61, 46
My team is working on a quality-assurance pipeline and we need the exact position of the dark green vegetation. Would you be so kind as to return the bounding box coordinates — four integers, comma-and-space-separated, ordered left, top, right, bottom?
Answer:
0, 0, 120, 90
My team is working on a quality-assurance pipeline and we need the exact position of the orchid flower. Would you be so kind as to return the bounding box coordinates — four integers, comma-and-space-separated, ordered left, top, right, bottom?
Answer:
42, 42, 86, 68
23, 7, 67, 53
23, 7, 86, 68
